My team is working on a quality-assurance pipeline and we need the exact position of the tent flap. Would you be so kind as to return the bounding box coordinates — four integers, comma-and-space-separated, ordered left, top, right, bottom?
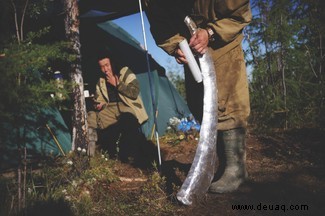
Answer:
0, 108, 72, 170
79, 0, 139, 20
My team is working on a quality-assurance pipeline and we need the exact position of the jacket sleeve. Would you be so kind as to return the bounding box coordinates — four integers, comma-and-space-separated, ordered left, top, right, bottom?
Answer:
95, 79, 108, 104
144, 0, 188, 55
117, 68, 140, 100
207, 0, 252, 44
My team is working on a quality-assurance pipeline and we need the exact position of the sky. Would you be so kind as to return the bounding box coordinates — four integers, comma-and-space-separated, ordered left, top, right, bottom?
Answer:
112, 13, 183, 74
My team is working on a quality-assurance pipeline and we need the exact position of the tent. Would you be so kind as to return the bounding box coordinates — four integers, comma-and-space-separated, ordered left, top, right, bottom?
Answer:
0, 108, 72, 170
80, 20, 191, 138
0, 1, 191, 169
78, 0, 140, 21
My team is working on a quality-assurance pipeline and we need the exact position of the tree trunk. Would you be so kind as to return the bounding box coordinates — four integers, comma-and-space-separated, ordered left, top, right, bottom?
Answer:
63, 0, 88, 151
318, 32, 324, 110
280, 14, 287, 130
20, 0, 29, 42
10, 0, 20, 43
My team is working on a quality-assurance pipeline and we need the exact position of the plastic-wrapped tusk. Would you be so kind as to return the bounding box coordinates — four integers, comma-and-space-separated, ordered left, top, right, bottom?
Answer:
177, 15, 218, 205
176, 50, 217, 205
179, 39, 203, 83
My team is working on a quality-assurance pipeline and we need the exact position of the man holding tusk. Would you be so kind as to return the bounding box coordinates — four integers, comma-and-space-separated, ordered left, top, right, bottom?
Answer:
144, 0, 252, 193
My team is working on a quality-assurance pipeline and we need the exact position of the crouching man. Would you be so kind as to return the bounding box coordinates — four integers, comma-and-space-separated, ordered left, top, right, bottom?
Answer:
87, 51, 148, 163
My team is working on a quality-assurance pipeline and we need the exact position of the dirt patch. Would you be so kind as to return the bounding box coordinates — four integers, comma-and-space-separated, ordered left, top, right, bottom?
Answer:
107, 128, 325, 215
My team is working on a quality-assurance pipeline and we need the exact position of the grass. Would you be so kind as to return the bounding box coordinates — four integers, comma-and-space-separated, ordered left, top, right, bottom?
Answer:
0, 147, 181, 216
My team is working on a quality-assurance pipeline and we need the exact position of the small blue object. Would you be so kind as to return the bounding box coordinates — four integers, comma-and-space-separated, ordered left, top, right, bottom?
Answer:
54, 71, 63, 80
175, 115, 201, 133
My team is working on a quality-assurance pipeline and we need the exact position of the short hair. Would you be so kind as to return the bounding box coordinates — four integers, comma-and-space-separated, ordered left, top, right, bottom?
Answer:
96, 48, 122, 75
97, 49, 112, 62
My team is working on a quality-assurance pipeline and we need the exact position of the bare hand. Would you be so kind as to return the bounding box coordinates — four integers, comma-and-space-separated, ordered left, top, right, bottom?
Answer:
189, 28, 209, 55
174, 48, 188, 64
94, 101, 105, 110
106, 74, 119, 86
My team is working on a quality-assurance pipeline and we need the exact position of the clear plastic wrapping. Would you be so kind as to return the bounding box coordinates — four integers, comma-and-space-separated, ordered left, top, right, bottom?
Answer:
176, 50, 218, 205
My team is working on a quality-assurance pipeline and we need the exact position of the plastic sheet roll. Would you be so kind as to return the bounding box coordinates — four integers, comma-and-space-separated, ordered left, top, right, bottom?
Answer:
176, 49, 218, 205
179, 39, 203, 83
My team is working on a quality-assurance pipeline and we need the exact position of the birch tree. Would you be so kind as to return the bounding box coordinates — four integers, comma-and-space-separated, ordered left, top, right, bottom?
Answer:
62, 0, 89, 151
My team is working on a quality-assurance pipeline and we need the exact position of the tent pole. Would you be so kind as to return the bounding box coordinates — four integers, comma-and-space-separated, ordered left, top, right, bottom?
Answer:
138, 0, 162, 167
46, 124, 66, 156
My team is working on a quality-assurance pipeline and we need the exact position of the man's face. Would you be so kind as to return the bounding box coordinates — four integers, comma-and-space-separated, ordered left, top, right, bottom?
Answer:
98, 58, 113, 77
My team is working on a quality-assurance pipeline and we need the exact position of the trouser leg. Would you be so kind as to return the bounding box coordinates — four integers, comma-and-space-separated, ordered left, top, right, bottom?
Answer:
117, 113, 143, 162
184, 65, 204, 123
88, 127, 98, 156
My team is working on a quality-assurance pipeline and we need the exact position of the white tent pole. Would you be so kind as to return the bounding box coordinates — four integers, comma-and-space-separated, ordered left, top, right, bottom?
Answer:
138, 0, 148, 50
138, 0, 162, 167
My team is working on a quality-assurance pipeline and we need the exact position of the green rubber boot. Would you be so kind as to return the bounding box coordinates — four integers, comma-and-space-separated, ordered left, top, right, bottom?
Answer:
209, 128, 248, 193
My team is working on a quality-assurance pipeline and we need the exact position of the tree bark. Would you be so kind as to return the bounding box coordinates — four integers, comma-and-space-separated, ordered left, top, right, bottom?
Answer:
10, 0, 20, 43
63, 0, 88, 151
20, 0, 29, 42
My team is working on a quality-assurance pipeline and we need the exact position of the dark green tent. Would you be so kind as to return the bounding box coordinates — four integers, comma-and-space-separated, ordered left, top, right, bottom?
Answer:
0, 108, 72, 170
80, 20, 191, 138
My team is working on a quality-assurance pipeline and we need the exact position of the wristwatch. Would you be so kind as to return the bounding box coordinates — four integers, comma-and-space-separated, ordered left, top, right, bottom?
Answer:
206, 27, 215, 42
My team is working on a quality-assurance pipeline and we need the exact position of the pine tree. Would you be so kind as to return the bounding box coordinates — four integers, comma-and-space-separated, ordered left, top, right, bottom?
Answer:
245, 0, 325, 129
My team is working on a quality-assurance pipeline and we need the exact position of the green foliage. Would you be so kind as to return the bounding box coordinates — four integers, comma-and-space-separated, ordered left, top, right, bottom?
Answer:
0, 177, 16, 215
20, 151, 118, 215
26, 0, 51, 19
168, 73, 186, 100
0, 30, 74, 123
166, 60, 186, 100
246, 0, 325, 130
